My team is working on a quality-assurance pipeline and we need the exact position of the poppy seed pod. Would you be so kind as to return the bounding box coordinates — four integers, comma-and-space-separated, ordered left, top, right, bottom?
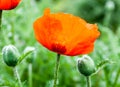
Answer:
78, 55, 96, 76
2, 45, 20, 67
0, 0, 21, 10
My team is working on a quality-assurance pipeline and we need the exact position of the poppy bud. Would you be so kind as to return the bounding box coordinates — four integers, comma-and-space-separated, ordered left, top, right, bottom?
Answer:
78, 55, 96, 76
2, 45, 20, 67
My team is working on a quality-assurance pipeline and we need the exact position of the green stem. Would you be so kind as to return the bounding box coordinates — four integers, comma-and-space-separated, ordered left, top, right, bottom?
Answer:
104, 70, 109, 87
28, 63, 32, 87
53, 54, 60, 87
14, 67, 22, 87
103, 11, 112, 27
10, 23, 15, 44
112, 68, 120, 87
0, 10, 2, 31
86, 76, 91, 87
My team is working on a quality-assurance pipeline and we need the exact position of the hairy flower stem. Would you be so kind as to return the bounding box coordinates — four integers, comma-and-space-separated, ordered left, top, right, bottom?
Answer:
14, 67, 22, 87
86, 76, 91, 87
53, 54, 60, 87
0, 10, 2, 31
28, 63, 32, 87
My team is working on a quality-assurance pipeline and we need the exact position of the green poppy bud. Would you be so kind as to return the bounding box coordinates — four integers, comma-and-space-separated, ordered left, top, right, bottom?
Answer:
78, 55, 96, 76
2, 45, 20, 67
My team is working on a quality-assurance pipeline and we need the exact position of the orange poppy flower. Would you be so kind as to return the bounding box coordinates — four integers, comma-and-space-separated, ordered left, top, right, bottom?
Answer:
33, 8, 100, 56
0, 0, 21, 10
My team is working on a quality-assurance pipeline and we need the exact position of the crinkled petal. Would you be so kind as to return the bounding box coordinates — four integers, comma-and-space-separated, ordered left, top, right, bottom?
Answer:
33, 8, 100, 56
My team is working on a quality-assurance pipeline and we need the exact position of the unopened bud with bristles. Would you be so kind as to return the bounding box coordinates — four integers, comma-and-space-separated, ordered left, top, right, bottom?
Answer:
2, 45, 20, 67
78, 55, 96, 76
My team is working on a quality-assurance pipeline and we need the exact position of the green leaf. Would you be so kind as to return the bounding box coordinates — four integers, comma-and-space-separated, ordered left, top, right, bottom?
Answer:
97, 59, 114, 69
92, 59, 115, 75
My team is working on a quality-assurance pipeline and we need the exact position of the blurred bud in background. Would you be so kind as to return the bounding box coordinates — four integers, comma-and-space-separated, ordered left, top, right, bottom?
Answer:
23, 46, 35, 63
105, 0, 115, 11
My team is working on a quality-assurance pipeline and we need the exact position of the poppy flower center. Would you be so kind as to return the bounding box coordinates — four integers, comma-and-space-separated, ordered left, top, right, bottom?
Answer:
52, 43, 66, 54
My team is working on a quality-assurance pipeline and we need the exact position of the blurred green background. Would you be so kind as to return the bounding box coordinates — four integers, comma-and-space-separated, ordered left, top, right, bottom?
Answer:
1, 0, 120, 87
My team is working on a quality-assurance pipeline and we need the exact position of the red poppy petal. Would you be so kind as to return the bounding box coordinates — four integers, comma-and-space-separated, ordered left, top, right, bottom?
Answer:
0, 0, 21, 10
33, 8, 100, 56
